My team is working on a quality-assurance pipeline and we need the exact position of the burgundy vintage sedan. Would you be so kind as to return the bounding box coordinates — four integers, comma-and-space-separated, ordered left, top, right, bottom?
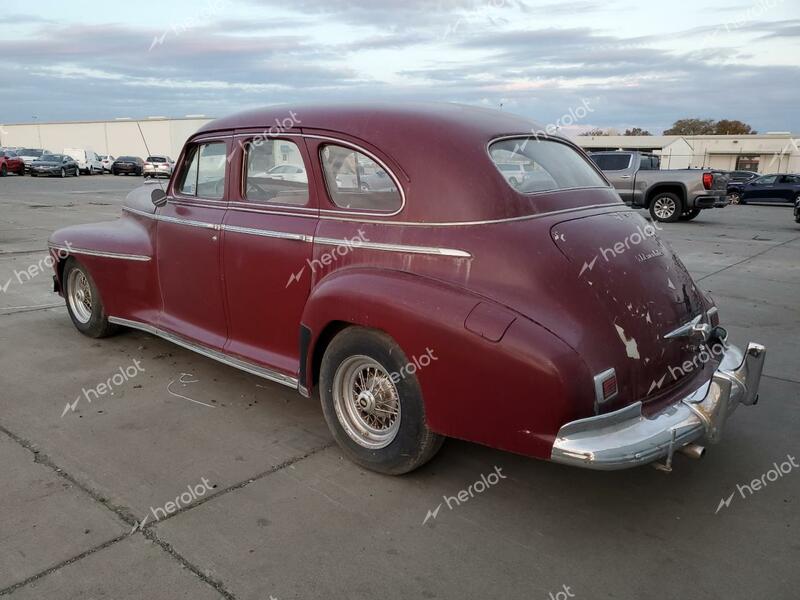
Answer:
48, 104, 766, 474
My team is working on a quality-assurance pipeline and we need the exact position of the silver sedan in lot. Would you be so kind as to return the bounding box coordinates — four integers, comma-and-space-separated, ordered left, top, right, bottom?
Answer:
143, 155, 174, 179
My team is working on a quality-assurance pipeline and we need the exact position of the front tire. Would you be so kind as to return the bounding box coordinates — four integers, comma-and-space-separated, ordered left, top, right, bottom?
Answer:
320, 327, 444, 475
63, 259, 118, 338
0, 164, 6, 177
60, 168, 66, 178
649, 192, 683, 223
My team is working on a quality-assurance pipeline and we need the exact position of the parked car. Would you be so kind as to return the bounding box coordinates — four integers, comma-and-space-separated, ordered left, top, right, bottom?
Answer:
1, 150, 25, 176
30, 154, 80, 177
735, 174, 800, 205
495, 162, 532, 188
589, 151, 730, 222
112, 156, 144, 176
795, 196, 800, 224
143, 155, 175, 179
64, 148, 103, 175
16, 148, 50, 173
99, 155, 116, 173
47, 104, 765, 474
726, 171, 760, 203
263, 163, 307, 183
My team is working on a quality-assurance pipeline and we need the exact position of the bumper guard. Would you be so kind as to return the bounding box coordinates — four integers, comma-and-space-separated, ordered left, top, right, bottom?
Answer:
550, 342, 766, 470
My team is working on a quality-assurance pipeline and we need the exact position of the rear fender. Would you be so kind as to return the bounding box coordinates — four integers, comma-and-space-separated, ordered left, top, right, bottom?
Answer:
301, 268, 592, 459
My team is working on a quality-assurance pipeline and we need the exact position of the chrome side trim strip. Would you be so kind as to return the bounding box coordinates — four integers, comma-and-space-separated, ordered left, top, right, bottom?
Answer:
223, 224, 313, 242
108, 316, 299, 389
315, 237, 472, 258
316, 203, 625, 227
123, 206, 471, 256
48, 243, 151, 262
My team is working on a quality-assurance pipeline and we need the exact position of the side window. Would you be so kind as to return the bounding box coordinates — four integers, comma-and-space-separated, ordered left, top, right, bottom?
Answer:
755, 175, 777, 185
178, 142, 227, 199
244, 139, 309, 206
320, 145, 402, 212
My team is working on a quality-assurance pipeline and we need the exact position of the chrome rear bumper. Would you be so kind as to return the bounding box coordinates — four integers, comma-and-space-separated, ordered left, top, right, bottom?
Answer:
550, 342, 766, 470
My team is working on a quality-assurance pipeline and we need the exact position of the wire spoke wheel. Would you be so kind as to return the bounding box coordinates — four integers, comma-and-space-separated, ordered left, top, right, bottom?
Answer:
67, 267, 94, 324
332, 355, 401, 449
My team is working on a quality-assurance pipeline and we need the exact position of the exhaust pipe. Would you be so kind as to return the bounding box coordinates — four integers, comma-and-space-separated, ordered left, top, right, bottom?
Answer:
679, 443, 706, 460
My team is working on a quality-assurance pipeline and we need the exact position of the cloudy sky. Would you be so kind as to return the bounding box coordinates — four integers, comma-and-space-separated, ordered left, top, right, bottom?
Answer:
1, 0, 798, 133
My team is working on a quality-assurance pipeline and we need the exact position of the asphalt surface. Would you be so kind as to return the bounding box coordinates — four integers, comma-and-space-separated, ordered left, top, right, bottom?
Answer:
1, 173, 798, 600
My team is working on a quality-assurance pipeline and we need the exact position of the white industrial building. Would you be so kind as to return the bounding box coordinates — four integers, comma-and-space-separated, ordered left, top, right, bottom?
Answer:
2, 117, 798, 175
577, 133, 800, 174
0, 117, 213, 159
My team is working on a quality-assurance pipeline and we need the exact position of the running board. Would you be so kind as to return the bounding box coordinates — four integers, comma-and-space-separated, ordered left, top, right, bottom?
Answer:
108, 316, 299, 389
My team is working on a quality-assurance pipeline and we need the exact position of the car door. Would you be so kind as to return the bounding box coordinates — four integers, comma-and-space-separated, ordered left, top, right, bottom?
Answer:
221, 134, 318, 379
593, 153, 636, 204
156, 138, 231, 350
745, 175, 778, 201
776, 175, 800, 202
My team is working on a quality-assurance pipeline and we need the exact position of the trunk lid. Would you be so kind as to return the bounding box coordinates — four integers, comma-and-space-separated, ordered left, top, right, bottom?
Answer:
550, 210, 708, 402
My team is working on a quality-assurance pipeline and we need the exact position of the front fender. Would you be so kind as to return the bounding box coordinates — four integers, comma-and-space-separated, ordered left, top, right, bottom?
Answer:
48, 211, 159, 322
301, 267, 593, 459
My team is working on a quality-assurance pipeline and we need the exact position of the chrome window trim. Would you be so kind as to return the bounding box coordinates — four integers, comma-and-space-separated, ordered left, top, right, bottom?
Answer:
47, 243, 151, 262
108, 316, 299, 389
312, 134, 406, 217
239, 137, 313, 210
487, 135, 612, 193
173, 139, 230, 203
315, 237, 471, 258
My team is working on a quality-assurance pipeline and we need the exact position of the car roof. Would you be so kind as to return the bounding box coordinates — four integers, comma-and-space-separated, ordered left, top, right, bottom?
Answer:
194, 103, 606, 223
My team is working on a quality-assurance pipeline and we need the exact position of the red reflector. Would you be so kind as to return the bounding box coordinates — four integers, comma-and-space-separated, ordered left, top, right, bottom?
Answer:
702, 172, 713, 190
602, 375, 618, 399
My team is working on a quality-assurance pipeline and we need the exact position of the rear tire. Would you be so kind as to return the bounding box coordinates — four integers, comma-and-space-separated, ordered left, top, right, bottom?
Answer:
649, 192, 683, 223
0, 165, 6, 177
319, 327, 444, 475
63, 258, 118, 338
60, 168, 66, 178
728, 191, 741, 205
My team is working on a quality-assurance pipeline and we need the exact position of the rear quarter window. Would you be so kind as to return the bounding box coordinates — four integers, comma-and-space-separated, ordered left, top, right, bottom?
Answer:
489, 139, 608, 193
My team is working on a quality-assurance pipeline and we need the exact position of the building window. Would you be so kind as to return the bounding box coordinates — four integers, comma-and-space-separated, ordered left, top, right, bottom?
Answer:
736, 155, 759, 172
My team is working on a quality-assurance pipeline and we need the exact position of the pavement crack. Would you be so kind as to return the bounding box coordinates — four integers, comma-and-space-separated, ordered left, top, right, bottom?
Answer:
137, 441, 335, 531
0, 535, 130, 597
696, 235, 800, 282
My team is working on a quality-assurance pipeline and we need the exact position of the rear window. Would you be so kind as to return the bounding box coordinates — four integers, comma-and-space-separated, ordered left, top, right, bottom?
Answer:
320, 145, 402, 212
489, 139, 607, 193
147, 156, 167, 163
589, 153, 632, 171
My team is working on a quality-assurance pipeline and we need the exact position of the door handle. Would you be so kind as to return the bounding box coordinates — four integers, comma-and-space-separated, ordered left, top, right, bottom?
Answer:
620, 175, 632, 179
211, 235, 218, 242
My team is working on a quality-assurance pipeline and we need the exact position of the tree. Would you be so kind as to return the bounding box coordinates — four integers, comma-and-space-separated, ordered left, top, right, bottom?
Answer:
664, 118, 716, 135
579, 128, 611, 136
664, 118, 757, 135
624, 127, 652, 136
714, 119, 757, 135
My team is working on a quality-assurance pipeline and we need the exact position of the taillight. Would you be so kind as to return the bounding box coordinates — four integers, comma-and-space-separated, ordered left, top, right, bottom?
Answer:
702, 172, 713, 190
594, 368, 619, 412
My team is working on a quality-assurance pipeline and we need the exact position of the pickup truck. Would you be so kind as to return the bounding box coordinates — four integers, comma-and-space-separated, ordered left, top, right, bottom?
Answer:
588, 151, 729, 222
